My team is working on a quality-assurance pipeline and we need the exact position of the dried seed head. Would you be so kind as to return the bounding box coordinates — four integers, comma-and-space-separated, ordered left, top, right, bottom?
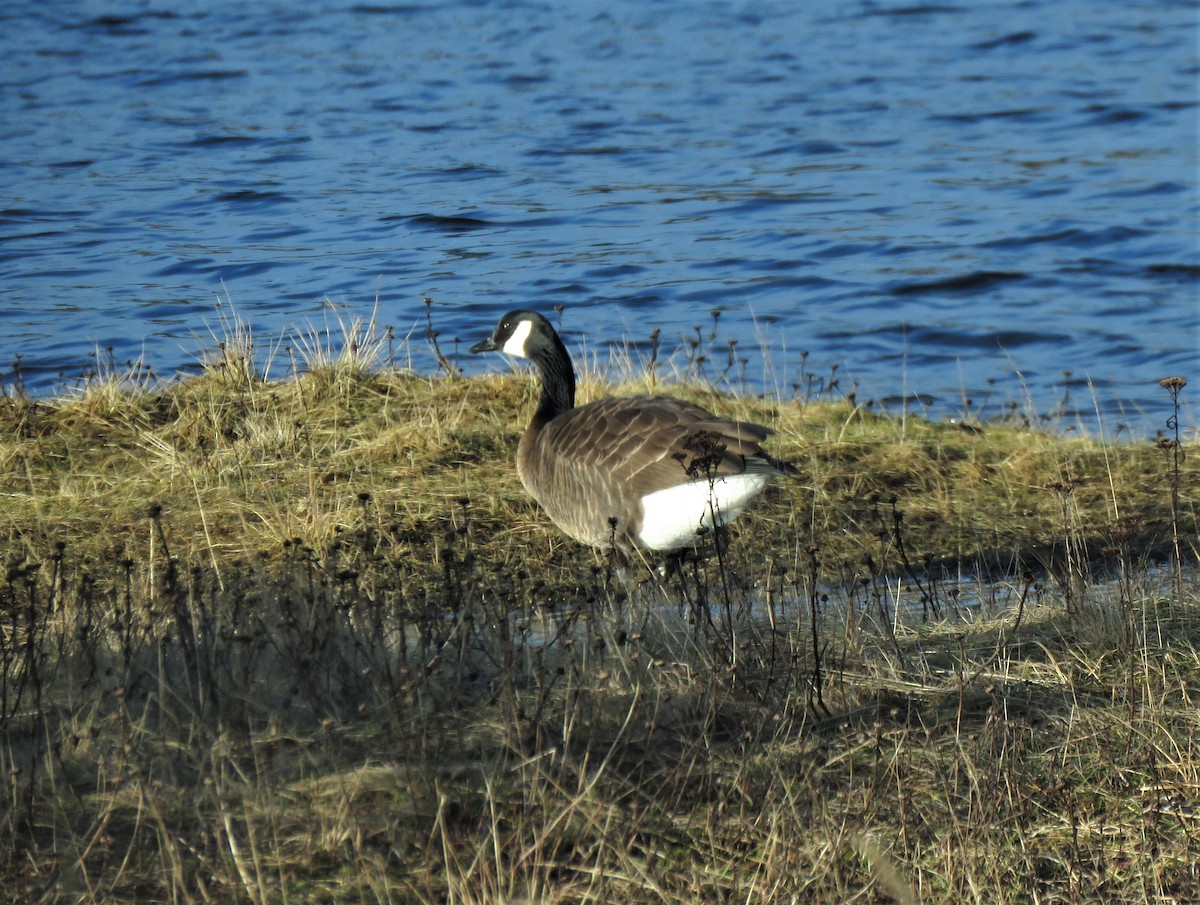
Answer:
1159, 376, 1187, 390
1044, 479, 1079, 494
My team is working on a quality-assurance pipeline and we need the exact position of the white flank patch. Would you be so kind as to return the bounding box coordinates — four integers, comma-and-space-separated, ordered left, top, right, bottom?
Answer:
636, 473, 771, 551
502, 318, 534, 357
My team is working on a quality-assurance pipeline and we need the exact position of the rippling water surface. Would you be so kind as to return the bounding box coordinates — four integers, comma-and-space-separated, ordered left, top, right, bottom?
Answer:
2, 0, 1197, 431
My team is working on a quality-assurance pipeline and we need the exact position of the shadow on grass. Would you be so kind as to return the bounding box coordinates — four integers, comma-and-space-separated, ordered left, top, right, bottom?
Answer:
2, 505, 1198, 903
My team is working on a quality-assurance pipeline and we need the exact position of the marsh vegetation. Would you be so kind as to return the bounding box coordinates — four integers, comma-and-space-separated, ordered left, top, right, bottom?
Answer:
1, 307, 1196, 903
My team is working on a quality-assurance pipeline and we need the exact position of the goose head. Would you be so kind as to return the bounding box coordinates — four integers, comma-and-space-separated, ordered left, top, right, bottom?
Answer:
469, 309, 547, 359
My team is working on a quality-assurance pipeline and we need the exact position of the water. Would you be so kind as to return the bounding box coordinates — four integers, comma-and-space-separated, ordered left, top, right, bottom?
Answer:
2, 0, 1197, 433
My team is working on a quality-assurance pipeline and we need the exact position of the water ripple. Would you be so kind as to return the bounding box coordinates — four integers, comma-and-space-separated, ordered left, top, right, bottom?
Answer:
981, 226, 1150, 249
889, 272, 1027, 296
972, 30, 1037, 51
397, 214, 496, 232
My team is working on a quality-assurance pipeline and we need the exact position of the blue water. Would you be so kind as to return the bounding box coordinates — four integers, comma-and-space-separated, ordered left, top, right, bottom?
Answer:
2, 0, 1197, 433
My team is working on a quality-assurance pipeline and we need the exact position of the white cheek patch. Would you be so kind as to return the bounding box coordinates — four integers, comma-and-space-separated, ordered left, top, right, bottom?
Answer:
636, 472, 771, 551
502, 318, 533, 357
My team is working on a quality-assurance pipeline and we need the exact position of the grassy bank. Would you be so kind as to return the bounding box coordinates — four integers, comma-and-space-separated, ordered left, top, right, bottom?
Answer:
0, 320, 1197, 903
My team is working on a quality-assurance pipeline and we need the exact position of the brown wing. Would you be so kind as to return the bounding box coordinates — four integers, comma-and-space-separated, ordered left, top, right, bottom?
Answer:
520, 395, 780, 547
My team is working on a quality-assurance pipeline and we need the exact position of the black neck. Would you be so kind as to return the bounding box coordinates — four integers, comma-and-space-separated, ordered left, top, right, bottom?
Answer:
529, 330, 575, 422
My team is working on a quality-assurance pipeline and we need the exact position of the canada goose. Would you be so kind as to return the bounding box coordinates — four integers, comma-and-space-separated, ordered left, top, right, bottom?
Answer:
470, 310, 796, 552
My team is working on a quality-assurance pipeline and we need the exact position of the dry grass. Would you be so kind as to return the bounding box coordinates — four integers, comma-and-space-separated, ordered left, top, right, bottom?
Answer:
0, 311, 1196, 903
